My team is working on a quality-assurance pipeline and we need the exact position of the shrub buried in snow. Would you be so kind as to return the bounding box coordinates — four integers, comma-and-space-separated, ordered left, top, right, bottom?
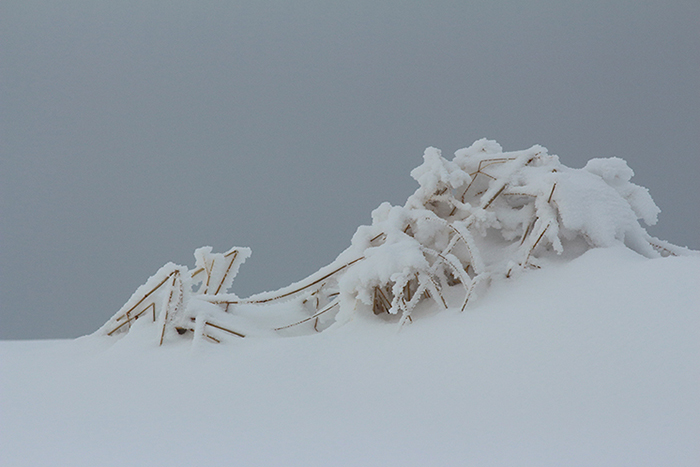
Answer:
97, 139, 691, 344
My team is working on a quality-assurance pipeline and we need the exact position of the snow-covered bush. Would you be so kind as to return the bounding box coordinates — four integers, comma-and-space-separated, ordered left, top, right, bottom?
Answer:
98, 139, 692, 344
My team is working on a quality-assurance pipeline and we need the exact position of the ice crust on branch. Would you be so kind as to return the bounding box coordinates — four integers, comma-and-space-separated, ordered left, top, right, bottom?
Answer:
97, 139, 693, 344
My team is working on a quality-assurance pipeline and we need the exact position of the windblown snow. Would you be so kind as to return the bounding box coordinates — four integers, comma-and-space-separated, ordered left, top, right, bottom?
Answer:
1, 140, 698, 466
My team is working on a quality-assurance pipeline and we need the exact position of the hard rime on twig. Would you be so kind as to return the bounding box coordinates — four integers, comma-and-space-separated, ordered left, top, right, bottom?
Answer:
97, 139, 693, 345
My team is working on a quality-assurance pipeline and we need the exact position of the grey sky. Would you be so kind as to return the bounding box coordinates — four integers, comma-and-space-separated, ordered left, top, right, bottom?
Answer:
2, 1, 698, 339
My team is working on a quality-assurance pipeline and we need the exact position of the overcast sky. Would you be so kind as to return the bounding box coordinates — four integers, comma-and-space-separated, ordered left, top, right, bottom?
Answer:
1, 0, 698, 340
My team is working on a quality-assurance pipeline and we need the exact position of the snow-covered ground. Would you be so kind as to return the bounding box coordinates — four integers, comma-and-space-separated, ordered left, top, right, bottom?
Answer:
2, 245, 698, 467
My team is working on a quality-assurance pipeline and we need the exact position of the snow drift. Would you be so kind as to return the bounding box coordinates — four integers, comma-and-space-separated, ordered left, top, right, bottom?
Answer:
2, 245, 698, 466
97, 139, 693, 345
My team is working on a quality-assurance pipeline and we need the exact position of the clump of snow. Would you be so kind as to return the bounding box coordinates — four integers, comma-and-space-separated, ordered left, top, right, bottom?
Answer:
97, 139, 695, 344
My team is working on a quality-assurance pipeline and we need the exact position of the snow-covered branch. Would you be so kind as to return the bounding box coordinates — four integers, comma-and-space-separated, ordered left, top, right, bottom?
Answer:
97, 139, 694, 345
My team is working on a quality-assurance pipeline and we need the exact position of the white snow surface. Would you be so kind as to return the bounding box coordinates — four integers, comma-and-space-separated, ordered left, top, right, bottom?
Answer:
2, 245, 698, 466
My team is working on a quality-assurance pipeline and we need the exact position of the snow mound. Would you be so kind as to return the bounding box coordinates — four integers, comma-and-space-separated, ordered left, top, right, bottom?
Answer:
97, 139, 695, 345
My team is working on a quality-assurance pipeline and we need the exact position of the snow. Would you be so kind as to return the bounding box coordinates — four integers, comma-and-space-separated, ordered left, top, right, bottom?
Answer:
2, 139, 698, 465
1, 246, 699, 466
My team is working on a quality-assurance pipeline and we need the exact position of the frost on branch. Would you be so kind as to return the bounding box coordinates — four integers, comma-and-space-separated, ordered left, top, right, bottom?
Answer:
97, 139, 692, 344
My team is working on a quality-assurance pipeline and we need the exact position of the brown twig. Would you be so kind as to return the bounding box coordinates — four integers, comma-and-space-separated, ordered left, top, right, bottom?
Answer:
214, 250, 239, 295
205, 321, 245, 338
114, 271, 177, 322
208, 257, 364, 305
106, 303, 153, 336
274, 300, 340, 331
373, 286, 392, 314
524, 223, 550, 265
159, 273, 180, 346
203, 257, 214, 294
520, 218, 537, 246
482, 184, 507, 209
